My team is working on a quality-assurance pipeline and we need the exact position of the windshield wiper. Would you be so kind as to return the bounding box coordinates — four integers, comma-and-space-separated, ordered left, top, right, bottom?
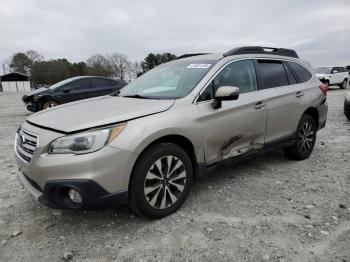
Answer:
122, 94, 151, 99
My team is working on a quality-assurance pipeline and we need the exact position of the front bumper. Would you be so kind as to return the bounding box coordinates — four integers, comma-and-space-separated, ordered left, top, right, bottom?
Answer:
24, 102, 40, 112
17, 170, 128, 209
15, 121, 139, 209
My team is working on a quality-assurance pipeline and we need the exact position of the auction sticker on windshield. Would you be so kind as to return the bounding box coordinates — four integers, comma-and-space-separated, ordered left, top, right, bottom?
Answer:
187, 64, 211, 69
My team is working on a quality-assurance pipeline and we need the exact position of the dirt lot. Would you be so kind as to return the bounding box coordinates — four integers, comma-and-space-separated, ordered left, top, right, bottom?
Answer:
0, 88, 349, 262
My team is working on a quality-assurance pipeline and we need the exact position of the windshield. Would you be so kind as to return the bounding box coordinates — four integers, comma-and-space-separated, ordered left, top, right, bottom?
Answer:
314, 67, 332, 74
49, 78, 75, 90
119, 60, 216, 99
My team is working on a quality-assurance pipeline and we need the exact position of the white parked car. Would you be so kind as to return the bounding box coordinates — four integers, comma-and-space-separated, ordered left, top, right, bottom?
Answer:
314, 67, 349, 89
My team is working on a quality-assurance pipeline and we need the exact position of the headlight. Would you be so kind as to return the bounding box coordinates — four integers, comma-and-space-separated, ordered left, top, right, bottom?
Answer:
33, 95, 42, 101
48, 123, 126, 154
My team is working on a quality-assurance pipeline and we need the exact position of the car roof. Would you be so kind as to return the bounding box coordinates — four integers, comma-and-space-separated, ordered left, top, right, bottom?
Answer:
174, 46, 302, 63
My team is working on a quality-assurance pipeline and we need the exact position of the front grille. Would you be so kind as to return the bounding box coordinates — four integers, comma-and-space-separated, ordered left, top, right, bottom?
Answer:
15, 128, 38, 163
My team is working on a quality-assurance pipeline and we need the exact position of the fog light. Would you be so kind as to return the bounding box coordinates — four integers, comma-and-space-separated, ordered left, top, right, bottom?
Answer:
68, 189, 83, 204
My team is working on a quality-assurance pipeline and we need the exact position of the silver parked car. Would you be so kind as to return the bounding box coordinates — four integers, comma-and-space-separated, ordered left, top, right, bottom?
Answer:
15, 46, 328, 218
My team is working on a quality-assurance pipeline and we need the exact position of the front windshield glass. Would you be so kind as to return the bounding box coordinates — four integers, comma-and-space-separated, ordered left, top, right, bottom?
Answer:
119, 60, 216, 99
49, 78, 74, 90
314, 67, 332, 74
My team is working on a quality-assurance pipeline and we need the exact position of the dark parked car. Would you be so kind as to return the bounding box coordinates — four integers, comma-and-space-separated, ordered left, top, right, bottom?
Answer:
22, 76, 127, 112
345, 91, 350, 120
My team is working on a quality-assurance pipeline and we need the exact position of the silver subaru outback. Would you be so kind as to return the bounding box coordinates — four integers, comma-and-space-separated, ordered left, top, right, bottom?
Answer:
15, 46, 328, 218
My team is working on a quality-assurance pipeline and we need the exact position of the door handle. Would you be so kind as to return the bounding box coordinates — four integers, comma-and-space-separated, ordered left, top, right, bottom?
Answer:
296, 91, 304, 98
254, 101, 266, 110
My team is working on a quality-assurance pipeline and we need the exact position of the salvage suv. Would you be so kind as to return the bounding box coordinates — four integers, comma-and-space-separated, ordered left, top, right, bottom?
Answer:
15, 46, 328, 218
314, 66, 349, 89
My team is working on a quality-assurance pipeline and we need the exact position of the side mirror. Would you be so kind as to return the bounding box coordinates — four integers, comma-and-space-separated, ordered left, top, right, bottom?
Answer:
332, 70, 338, 74
211, 86, 239, 109
63, 87, 71, 93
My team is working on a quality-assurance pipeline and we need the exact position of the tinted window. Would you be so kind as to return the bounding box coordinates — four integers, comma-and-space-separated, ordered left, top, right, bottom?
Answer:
284, 63, 298, 85
257, 60, 288, 89
91, 78, 112, 89
199, 60, 257, 101
66, 79, 91, 91
287, 61, 312, 83
109, 79, 119, 86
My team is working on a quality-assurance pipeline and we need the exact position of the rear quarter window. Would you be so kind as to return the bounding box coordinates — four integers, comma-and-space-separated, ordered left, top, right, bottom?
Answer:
287, 61, 312, 83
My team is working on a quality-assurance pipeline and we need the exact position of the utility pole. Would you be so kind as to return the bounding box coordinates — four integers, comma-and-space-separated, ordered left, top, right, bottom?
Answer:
2, 63, 5, 75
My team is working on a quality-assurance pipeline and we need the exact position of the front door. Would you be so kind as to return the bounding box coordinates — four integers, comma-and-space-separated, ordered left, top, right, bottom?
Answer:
197, 59, 268, 165
59, 78, 92, 103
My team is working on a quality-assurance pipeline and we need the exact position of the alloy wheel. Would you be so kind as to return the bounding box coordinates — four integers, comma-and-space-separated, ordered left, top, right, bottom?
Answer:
342, 80, 347, 89
297, 121, 315, 153
44, 101, 58, 109
144, 155, 187, 209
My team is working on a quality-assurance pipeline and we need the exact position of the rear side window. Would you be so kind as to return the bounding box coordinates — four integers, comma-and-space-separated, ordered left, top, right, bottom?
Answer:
257, 60, 288, 89
287, 61, 312, 83
91, 78, 112, 89
283, 63, 298, 85
109, 79, 119, 86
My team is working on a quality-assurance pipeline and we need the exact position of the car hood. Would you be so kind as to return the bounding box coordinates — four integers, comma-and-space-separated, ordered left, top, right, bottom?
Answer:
24, 87, 51, 97
27, 96, 175, 133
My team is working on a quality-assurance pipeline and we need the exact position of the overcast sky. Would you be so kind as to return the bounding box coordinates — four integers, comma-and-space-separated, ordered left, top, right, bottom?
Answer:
1, 0, 350, 69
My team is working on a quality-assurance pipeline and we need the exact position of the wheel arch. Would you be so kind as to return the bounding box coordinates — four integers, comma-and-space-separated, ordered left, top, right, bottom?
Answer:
303, 107, 319, 129
130, 134, 199, 182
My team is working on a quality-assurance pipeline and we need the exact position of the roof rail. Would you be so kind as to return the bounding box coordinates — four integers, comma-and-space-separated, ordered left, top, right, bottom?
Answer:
175, 53, 210, 60
223, 46, 299, 58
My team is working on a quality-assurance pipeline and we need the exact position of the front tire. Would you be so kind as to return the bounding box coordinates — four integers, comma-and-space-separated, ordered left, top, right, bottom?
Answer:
340, 79, 348, 89
42, 100, 58, 110
283, 115, 317, 160
129, 143, 193, 219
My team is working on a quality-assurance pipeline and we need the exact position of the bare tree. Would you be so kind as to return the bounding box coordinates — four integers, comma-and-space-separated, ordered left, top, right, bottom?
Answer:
26, 50, 44, 63
128, 61, 142, 81
107, 53, 131, 81
86, 54, 112, 76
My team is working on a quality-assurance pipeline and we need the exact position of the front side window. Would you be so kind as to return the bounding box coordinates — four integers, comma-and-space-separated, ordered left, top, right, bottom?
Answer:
119, 60, 216, 99
198, 59, 257, 101
257, 60, 288, 89
287, 62, 312, 83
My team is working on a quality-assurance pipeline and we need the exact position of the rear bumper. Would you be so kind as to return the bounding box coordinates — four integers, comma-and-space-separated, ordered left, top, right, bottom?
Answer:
17, 170, 128, 209
317, 101, 328, 130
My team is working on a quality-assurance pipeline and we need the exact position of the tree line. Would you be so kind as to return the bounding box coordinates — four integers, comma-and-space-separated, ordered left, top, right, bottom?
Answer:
5, 50, 177, 86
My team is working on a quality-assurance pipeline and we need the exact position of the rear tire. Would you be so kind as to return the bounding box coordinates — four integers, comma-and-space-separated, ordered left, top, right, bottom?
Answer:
340, 79, 348, 89
42, 100, 58, 110
283, 115, 317, 160
129, 143, 193, 219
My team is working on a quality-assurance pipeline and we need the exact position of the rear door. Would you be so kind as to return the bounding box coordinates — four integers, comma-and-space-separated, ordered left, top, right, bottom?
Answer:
90, 78, 119, 98
197, 59, 268, 164
255, 59, 306, 144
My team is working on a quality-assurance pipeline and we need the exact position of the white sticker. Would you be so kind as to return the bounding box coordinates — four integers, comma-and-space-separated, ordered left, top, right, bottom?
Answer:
187, 64, 211, 69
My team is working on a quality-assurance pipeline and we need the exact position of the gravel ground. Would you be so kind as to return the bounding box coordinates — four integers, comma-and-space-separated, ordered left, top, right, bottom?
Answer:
0, 88, 349, 262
